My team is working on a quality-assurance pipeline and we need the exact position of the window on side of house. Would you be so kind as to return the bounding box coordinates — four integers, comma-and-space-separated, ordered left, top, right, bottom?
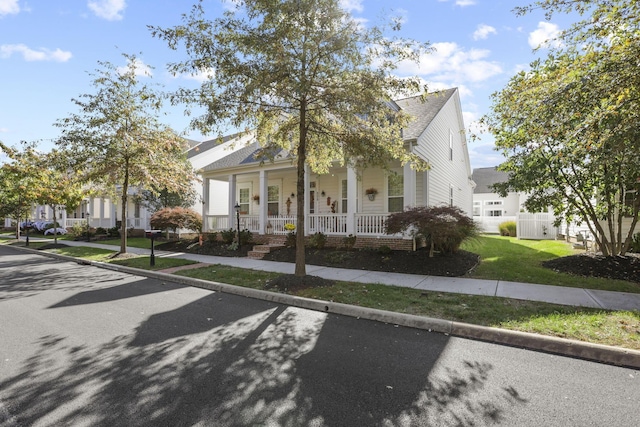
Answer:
388, 173, 404, 212
486, 210, 502, 217
268, 185, 279, 216
449, 185, 454, 206
341, 179, 348, 213
449, 131, 454, 161
623, 190, 638, 217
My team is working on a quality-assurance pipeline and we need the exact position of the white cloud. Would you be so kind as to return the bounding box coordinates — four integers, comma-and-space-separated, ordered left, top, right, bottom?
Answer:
473, 24, 497, 40
0, 0, 19, 16
87, 0, 126, 21
180, 68, 215, 83
439, 0, 476, 6
0, 44, 72, 62
117, 58, 152, 77
397, 42, 502, 84
528, 22, 563, 49
339, 0, 364, 13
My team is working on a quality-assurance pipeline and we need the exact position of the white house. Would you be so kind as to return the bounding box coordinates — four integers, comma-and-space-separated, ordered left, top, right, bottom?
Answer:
200, 88, 475, 249
471, 167, 523, 233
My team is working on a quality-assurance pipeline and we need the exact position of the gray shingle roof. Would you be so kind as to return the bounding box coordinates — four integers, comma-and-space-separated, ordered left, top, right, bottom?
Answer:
471, 167, 510, 193
395, 88, 457, 140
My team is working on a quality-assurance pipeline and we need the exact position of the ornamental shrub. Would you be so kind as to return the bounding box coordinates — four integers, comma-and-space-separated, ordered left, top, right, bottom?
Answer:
498, 220, 517, 237
150, 207, 202, 236
385, 205, 479, 257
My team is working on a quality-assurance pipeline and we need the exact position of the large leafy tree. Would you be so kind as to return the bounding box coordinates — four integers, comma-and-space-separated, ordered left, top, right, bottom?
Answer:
151, 0, 429, 276
55, 53, 197, 254
482, 0, 640, 256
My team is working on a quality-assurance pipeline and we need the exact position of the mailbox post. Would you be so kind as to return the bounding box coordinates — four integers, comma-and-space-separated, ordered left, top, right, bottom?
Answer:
145, 229, 162, 266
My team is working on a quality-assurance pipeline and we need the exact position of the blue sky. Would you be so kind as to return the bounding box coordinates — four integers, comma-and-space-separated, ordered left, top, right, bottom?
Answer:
0, 0, 577, 169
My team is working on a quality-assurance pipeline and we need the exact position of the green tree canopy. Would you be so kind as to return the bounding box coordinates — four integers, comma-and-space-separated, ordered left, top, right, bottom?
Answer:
482, 0, 640, 255
55, 53, 197, 254
151, 0, 430, 275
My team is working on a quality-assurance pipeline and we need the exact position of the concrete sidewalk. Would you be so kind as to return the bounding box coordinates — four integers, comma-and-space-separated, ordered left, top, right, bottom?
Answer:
56, 239, 640, 312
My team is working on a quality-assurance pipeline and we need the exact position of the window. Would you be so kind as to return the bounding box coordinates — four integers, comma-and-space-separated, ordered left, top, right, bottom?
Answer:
486, 210, 502, 217
473, 201, 481, 216
388, 173, 404, 212
238, 188, 250, 214
449, 185, 454, 206
341, 180, 348, 213
485, 200, 503, 206
267, 185, 279, 216
449, 131, 453, 161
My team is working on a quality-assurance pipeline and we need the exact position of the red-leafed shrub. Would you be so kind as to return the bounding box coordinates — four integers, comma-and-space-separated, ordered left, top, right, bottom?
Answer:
385, 205, 479, 257
150, 207, 202, 235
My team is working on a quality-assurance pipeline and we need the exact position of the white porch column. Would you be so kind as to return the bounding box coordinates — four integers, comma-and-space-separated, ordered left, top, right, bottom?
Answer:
403, 162, 416, 209
346, 166, 357, 235
304, 165, 310, 236
259, 170, 268, 234
228, 174, 237, 229
202, 178, 210, 232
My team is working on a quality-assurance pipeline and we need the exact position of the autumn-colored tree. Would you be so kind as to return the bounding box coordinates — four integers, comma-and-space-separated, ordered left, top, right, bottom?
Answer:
151, 0, 430, 276
482, 0, 640, 255
55, 53, 197, 254
150, 207, 202, 238
385, 206, 479, 257
0, 142, 41, 239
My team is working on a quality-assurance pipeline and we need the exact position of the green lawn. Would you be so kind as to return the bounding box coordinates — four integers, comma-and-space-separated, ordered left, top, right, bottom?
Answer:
95, 237, 152, 249
462, 235, 640, 293
175, 264, 640, 350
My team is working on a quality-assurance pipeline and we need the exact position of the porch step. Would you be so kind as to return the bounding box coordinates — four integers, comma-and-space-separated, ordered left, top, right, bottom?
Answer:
247, 239, 286, 259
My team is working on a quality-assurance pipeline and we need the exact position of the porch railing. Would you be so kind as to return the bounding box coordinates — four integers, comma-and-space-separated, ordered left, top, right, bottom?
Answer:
205, 213, 393, 237
355, 213, 389, 236
308, 214, 347, 235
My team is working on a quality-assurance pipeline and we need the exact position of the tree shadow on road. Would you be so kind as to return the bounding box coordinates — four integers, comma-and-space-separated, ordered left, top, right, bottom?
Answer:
0, 291, 529, 426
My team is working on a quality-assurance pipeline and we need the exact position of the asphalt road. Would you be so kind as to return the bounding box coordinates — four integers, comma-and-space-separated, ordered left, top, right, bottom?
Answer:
0, 245, 638, 427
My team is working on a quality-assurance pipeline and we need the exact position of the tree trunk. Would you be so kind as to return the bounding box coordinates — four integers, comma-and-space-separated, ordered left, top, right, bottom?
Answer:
294, 100, 307, 277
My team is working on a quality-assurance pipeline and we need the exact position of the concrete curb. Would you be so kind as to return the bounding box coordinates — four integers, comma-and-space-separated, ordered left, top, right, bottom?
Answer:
14, 246, 640, 370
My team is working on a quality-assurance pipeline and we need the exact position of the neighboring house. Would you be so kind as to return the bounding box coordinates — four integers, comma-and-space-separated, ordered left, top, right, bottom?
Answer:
471, 167, 523, 234
471, 166, 559, 239
200, 87, 475, 250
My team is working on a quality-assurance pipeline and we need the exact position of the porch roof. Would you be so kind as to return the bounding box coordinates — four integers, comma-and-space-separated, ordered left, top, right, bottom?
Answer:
201, 140, 292, 172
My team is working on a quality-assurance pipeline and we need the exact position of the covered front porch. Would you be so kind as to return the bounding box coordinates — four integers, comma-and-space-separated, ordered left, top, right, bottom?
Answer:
201, 158, 425, 239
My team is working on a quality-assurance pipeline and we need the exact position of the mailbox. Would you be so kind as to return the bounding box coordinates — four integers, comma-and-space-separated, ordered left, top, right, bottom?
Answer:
145, 230, 162, 239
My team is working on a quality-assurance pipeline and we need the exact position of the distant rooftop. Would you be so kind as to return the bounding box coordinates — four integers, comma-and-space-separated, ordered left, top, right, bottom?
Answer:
471, 167, 510, 194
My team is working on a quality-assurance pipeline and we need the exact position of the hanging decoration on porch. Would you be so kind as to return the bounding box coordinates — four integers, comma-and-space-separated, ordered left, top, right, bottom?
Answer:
286, 197, 292, 215
253, 194, 260, 204
326, 196, 331, 206
365, 187, 378, 201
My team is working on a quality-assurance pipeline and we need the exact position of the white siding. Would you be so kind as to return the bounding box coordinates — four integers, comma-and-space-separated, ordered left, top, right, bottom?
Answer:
413, 91, 473, 216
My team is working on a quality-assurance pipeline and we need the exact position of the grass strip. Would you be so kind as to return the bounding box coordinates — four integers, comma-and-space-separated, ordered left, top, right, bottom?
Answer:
175, 264, 640, 350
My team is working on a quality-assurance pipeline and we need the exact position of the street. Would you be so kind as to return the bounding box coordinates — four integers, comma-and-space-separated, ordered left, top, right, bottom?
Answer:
0, 245, 638, 426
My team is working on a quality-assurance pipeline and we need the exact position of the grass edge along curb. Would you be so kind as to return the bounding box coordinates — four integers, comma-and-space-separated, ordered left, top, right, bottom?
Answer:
15, 245, 640, 370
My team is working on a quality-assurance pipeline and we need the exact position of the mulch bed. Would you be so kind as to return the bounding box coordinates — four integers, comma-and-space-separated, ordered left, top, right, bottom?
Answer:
542, 253, 640, 283
261, 246, 480, 277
